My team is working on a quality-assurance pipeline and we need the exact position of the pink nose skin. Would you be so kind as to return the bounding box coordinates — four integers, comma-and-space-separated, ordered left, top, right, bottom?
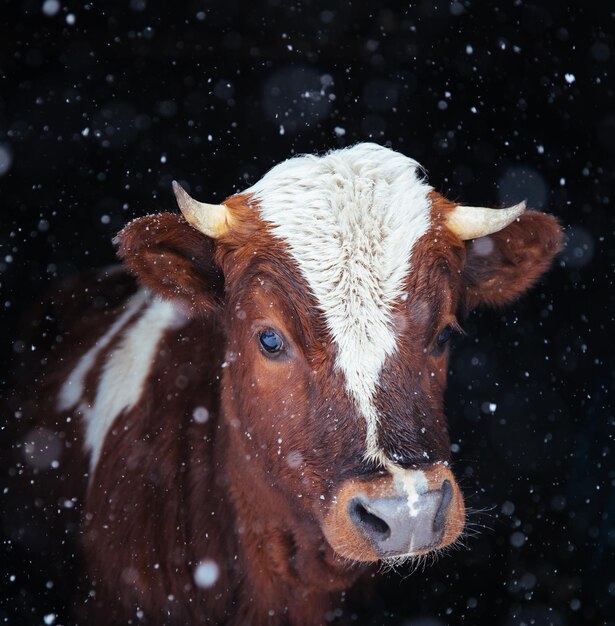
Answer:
347, 480, 453, 556
322, 465, 465, 562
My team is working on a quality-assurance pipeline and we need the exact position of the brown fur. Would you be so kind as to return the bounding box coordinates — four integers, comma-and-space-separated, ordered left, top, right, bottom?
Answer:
7, 183, 563, 625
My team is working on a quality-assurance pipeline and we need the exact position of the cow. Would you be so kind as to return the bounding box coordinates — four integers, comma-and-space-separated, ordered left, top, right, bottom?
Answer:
6, 143, 563, 625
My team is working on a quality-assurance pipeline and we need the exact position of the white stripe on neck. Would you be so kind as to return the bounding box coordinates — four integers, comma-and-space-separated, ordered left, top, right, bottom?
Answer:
58, 290, 186, 473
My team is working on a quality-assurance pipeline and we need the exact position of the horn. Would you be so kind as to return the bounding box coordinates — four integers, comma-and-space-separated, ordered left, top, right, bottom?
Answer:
445, 201, 526, 240
172, 180, 231, 238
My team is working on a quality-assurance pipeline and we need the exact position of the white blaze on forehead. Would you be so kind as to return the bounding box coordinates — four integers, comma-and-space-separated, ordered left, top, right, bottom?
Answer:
245, 143, 432, 461
58, 290, 186, 473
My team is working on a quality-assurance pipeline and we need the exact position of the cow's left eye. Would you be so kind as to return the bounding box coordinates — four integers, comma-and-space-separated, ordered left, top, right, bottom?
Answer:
436, 325, 453, 346
259, 329, 284, 355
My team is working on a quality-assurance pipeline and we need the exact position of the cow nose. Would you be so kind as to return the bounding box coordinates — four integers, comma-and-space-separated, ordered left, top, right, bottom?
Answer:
348, 480, 453, 556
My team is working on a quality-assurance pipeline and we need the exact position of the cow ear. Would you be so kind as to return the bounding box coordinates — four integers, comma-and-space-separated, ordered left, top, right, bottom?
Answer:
461, 210, 563, 311
115, 212, 224, 313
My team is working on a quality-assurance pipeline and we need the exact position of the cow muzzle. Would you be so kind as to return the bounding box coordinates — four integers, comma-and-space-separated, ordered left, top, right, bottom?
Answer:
322, 463, 464, 562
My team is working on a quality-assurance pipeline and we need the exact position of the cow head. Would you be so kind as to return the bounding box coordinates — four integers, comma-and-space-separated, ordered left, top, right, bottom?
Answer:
116, 144, 562, 575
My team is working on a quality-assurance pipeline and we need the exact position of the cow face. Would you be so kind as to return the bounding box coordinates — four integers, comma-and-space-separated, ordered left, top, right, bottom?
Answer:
117, 144, 562, 568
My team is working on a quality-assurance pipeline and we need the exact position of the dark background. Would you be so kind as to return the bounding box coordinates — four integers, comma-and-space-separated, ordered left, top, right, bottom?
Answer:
1, 1, 613, 625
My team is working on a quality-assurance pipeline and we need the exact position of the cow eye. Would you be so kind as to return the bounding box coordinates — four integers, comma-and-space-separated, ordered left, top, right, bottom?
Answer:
436, 325, 453, 346
259, 329, 284, 355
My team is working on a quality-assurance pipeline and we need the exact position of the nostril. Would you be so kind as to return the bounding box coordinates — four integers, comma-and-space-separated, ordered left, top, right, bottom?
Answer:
349, 498, 391, 540
433, 479, 453, 533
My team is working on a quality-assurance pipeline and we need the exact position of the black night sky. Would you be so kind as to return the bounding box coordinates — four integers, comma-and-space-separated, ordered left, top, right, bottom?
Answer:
1, 1, 614, 625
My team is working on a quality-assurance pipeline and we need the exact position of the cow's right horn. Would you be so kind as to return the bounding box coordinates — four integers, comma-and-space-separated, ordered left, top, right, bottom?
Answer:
172, 181, 231, 238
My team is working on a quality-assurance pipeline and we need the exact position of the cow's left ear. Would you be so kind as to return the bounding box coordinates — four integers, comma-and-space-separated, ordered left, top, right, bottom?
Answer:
115, 212, 224, 313
461, 210, 564, 311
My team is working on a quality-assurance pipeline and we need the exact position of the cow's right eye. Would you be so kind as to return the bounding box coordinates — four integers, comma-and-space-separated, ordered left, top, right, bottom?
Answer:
259, 329, 284, 355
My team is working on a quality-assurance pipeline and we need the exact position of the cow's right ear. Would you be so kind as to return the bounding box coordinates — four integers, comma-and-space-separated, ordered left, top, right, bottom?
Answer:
115, 212, 224, 313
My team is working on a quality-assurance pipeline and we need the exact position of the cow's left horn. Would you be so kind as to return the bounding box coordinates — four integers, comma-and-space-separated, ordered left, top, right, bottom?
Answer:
172, 181, 231, 238
445, 201, 526, 240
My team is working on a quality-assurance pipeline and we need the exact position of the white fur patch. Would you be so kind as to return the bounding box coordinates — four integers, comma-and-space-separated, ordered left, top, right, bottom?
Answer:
58, 290, 186, 472
57, 289, 148, 411
245, 143, 432, 461
389, 465, 429, 517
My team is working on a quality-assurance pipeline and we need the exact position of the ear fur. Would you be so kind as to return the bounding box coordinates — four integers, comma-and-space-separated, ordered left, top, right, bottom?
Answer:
115, 212, 224, 314
461, 210, 563, 311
